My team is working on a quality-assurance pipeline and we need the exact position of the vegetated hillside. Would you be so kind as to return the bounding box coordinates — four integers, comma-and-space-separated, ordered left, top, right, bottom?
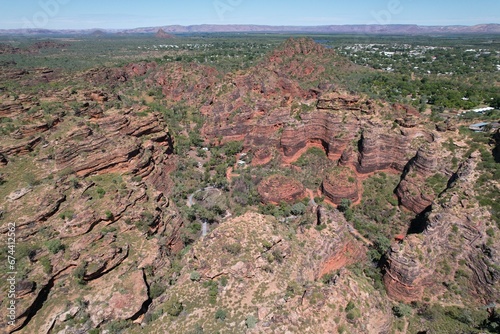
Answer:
0, 37, 498, 334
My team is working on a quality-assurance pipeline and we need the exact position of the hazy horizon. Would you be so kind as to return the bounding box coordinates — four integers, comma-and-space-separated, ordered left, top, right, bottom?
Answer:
0, 0, 499, 30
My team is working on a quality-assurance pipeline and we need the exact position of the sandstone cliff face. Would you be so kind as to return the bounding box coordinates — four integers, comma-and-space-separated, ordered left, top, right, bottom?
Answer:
395, 144, 444, 214
384, 152, 500, 304
317, 92, 375, 114
321, 166, 359, 204
202, 82, 429, 181
355, 126, 413, 174
280, 111, 357, 161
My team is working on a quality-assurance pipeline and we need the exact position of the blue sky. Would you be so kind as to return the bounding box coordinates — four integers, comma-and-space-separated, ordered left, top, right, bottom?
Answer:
0, 0, 499, 29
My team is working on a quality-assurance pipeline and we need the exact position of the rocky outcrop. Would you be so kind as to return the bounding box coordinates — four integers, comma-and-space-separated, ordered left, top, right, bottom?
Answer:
280, 111, 356, 161
19, 117, 59, 137
257, 174, 306, 204
395, 115, 420, 128
251, 147, 273, 166
355, 126, 410, 174
83, 245, 129, 281
314, 206, 364, 276
0, 41, 66, 55
55, 112, 171, 177
150, 211, 385, 334
395, 145, 442, 213
155, 28, 175, 38
0, 136, 42, 156
321, 166, 359, 204
84, 62, 157, 87
384, 152, 500, 303
153, 62, 218, 104
317, 92, 375, 114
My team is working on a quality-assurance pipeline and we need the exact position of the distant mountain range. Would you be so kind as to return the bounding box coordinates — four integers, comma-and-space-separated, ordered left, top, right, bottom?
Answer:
1, 24, 500, 35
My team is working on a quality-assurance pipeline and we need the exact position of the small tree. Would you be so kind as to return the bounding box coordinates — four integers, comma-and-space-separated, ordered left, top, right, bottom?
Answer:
338, 199, 352, 212
105, 210, 113, 220
490, 96, 500, 109
165, 296, 183, 316
291, 202, 307, 215
73, 264, 87, 285
392, 303, 412, 318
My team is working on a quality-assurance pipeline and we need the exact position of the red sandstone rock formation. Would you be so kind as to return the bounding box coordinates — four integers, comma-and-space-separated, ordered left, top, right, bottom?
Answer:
321, 166, 359, 204
385, 153, 500, 303
257, 174, 306, 204
395, 144, 448, 214
317, 92, 375, 113
55, 112, 171, 177
315, 206, 365, 277
251, 147, 273, 166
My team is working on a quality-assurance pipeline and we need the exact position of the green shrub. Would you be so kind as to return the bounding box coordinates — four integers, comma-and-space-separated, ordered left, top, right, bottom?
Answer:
59, 210, 74, 220
96, 187, 106, 198
40, 256, 52, 274
203, 280, 219, 304
188, 324, 205, 334
346, 309, 360, 321
220, 276, 228, 287
262, 240, 273, 250
215, 308, 227, 321
45, 239, 65, 254
190, 271, 201, 281
165, 296, 183, 316
338, 199, 352, 212
321, 271, 337, 284
223, 141, 243, 156
73, 264, 86, 285
106, 320, 131, 334
246, 315, 257, 328
105, 210, 113, 220
392, 303, 413, 317
150, 283, 166, 299
291, 202, 306, 215
224, 243, 242, 255
345, 300, 355, 312
131, 175, 142, 182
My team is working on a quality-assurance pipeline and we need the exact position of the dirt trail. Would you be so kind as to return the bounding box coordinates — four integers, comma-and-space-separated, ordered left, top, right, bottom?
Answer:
347, 224, 373, 246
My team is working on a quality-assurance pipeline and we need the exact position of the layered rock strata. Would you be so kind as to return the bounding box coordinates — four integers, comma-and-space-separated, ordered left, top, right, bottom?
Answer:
395, 144, 443, 214
321, 166, 359, 204
384, 152, 500, 303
